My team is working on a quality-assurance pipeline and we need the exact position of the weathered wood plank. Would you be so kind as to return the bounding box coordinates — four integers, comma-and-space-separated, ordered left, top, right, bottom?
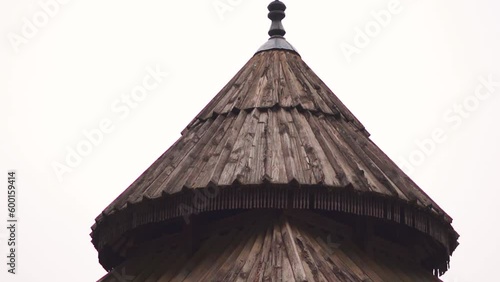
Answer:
266, 108, 288, 183
247, 224, 274, 281
280, 109, 316, 183
276, 52, 295, 108
294, 226, 343, 282
289, 221, 325, 282
280, 217, 307, 282
244, 110, 267, 184
360, 133, 442, 212
193, 53, 257, 120
219, 226, 262, 281
341, 121, 405, 198
216, 110, 255, 185
316, 115, 372, 192
160, 114, 227, 193
290, 109, 338, 186
185, 113, 236, 188
195, 226, 254, 281
238, 55, 272, 111
213, 58, 259, 116
234, 225, 267, 282
303, 111, 353, 187
227, 109, 261, 185
288, 57, 335, 116
282, 54, 316, 111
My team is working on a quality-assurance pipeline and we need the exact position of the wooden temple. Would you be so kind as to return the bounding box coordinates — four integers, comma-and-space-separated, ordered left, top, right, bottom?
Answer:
92, 1, 459, 281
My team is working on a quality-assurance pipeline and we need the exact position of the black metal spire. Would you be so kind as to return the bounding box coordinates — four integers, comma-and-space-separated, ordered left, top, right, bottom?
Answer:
267, 0, 286, 37
256, 0, 297, 54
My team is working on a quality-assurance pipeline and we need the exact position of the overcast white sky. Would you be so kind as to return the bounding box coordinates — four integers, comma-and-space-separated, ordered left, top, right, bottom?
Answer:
1, 0, 499, 281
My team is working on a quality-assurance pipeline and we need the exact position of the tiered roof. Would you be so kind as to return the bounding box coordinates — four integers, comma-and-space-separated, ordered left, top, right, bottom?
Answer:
92, 1, 458, 278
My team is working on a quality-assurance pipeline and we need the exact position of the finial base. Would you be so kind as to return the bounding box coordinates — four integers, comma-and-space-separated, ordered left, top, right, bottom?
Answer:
256, 36, 298, 54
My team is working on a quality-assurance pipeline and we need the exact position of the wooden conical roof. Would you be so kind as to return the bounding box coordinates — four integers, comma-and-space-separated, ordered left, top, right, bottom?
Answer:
92, 1, 458, 277
97, 49, 448, 214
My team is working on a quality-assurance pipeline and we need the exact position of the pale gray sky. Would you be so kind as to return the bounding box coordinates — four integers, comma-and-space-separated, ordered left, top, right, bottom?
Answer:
1, 0, 499, 281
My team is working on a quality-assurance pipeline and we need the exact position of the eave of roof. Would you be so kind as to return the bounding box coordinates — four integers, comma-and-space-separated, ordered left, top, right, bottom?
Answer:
97, 210, 450, 280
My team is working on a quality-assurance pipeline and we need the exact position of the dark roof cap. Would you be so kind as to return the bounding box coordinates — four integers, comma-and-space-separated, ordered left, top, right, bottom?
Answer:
257, 1, 297, 54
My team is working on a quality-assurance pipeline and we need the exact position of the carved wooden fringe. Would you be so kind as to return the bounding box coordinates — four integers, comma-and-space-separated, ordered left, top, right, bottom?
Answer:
93, 186, 453, 273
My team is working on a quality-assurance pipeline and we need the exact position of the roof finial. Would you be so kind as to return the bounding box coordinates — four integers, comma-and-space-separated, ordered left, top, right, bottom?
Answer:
267, 0, 286, 37
256, 0, 296, 54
